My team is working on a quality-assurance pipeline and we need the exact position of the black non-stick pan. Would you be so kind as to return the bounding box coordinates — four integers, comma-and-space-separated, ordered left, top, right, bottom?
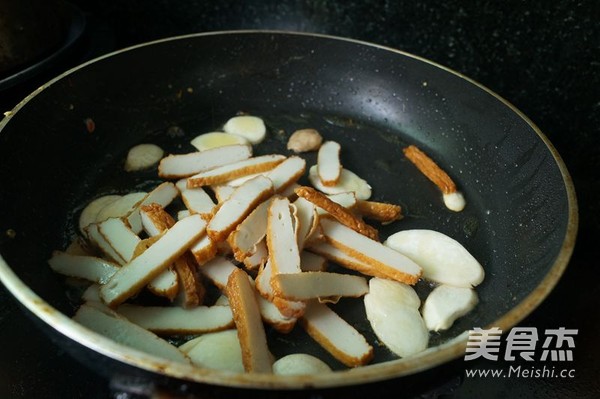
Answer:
0, 31, 577, 390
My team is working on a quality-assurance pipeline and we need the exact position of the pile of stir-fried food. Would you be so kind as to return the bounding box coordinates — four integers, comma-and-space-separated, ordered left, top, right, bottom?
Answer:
49, 115, 484, 375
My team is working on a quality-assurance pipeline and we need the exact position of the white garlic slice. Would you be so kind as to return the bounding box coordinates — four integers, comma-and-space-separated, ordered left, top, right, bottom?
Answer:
273, 353, 332, 375
384, 229, 484, 288
182, 330, 244, 372
78, 195, 121, 234
190, 132, 249, 151
223, 115, 266, 144
443, 191, 466, 212
124, 144, 164, 172
422, 285, 478, 331
364, 277, 429, 358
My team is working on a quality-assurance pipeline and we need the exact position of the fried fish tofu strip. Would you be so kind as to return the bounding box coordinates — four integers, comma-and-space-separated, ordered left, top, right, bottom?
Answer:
320, 218, 422, 285
100, 214, 206, 307
265, 155, 306, 193
176, 179, 216, 221
226, 268, 273, 373
295, 186, 379, 240
206, 176, 274, 242
116, 303, 234, 334
403, 145, 465, 212
187, 155, 285, 188
227, 198, 271, 263
140, 204, 206, 307
300, 301, 373, 367
317, 141, 342, 186
73, 304, 189, 363
272, 271, 368, 301
200, 257, 297, 333
307, 241, 388, 279
355, 200, 403, 224
158, 144, 252, 178
48, 251, 118, 284
126, 182, 179, 234
266, 197, 302, 281
255, 259, 306, 319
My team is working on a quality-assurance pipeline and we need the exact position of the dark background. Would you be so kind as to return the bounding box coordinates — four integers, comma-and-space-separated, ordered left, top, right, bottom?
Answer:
0, 0, 598, 397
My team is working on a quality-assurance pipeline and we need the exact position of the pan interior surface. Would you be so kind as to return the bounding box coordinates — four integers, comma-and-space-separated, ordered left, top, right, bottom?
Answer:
0, 31, 575, 388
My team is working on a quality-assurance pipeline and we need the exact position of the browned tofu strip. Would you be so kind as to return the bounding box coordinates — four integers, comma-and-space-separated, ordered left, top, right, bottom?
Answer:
317, 140, 342, 186
307, 241, 389, 279
206, 176, 274, 242
227, 198, 271, 263
295, 186, 379, 240
272, 271, 368, 301
226, 268, 272, 373
300, 301, 373, 367
356, 200, 403, 223
116, 303, 233, 334
100, 214, 206, 307
158, 144, 253, 179
403, 145, 456, 195
320, 218, 422, 285
200, 257, 297, 334
187, 155, 285, 188
140, 204, 205, 307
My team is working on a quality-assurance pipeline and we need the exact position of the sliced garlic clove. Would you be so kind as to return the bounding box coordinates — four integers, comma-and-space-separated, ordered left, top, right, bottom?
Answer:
95, 192, 147, 224
443, 192, 466, 212
183, 330, 244, 372
190, 132, 249, 151
124, 144, 164, 172
273, 353, 332, 375
308, 165, 372, 200
422, 285, 478, 331
367, 277, 421, 309
364, 278, 429, 358
223, 115, 267, 145
384, 229, 484, 288
79, 194, 121, 234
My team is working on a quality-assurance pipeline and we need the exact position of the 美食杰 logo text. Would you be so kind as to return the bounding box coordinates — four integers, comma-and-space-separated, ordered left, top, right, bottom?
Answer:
463, 327, 577, 379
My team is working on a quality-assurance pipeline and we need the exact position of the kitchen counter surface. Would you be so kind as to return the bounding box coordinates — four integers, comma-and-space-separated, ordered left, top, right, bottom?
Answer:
1, 1, 598, 397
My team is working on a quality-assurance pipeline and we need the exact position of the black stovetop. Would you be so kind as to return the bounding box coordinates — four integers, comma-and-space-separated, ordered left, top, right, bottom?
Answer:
1, 1, 598, 398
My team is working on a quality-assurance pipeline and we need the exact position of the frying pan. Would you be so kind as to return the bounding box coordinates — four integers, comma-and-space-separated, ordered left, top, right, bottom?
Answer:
0, 31, 577, 390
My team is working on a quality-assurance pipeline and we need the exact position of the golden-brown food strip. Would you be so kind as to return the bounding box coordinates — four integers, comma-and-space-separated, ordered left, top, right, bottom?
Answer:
307, 241, 388, 279
226, 268, 273, 373
140, 204, 205, 307
158, 144, 253, 179
187, 155, 285, 188
295, 186, 379, 240
272, 271, 368, 301
100, 214, 206, 307
206, 176, 274, 242
300, 301, 373, 367
317, 140, 342, 186
403, 145, 456, 195
356, 200, 403, 223
320, 218, 422, 285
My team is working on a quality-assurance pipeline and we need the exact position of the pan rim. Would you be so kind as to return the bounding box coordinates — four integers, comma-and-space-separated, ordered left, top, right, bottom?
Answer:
0, 30, 578, 389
